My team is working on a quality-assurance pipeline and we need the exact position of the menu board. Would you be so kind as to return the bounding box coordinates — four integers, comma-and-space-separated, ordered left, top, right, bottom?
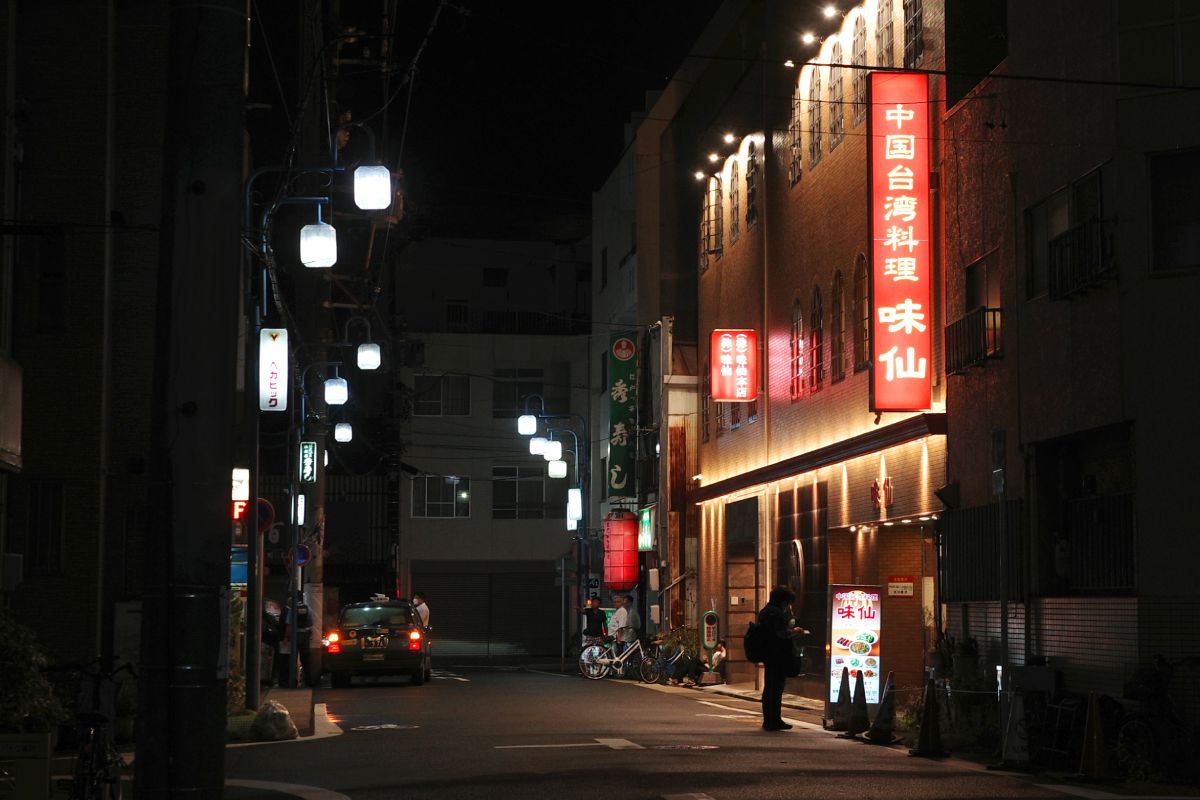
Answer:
827, 585, 882, 705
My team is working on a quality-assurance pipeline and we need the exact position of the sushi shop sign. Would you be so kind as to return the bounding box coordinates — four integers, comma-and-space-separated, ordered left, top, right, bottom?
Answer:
827, 585, 882, 705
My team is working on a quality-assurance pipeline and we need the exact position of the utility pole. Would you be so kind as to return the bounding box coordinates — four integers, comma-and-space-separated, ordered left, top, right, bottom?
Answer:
136, 0, 245, 795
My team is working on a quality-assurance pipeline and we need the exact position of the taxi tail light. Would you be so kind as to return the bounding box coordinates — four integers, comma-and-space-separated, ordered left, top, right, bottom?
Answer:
408, 628, 422, 651
326, 630, 342, 653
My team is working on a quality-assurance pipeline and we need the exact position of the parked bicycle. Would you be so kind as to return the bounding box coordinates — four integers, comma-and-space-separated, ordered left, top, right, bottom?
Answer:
51, 658, 135, 800
639, 626, 689, 684
1116, 654, 1200, 783
578, 635, 653, 681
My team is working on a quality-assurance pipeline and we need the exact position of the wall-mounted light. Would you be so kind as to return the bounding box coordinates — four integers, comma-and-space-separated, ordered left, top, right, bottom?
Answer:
543, 440, 563, 462
334, 422, 353, 442
694, 171, 706, 181
567, 487, 582, 522
548, 459, 567, 479
823, 4, 837, 18
517, 414, 537, 435
784, 59, 796, 68
300, 207, 337, 268
708, 152, 720, 163
529, 436, 548, 456
353, 165, 392, 210
691, 474, 703, 482
324, 376, 349, 405
723, 133, 735, 144
802, 32, 817, 44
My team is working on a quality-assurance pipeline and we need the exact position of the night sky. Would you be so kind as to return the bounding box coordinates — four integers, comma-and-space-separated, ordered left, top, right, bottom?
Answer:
380, 0, 725, 240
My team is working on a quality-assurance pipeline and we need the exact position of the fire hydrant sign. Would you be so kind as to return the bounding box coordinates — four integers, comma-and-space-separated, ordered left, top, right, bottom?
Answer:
827, 585, 882, 705
868, 72, 931, 412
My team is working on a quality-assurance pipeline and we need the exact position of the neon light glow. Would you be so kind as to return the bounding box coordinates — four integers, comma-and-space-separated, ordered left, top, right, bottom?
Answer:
868, 72, 932, 412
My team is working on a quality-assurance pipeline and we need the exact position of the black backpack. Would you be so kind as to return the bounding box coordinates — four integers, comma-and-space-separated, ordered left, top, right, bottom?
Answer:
743, 619, 771, 663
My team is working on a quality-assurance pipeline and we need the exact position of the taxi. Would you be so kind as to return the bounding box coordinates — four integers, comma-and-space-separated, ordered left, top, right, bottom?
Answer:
323, 598, 432, 688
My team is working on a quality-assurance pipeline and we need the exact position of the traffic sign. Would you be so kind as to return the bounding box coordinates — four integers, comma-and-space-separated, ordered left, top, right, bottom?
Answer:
257, 498, 275, 534
294, 545, 311, 566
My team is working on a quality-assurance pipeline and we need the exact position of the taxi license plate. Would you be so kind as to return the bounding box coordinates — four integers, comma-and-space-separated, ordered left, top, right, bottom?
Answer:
364, 636, 388, 649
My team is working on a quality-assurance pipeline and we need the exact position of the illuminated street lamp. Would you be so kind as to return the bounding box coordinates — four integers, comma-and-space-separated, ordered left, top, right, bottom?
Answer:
548, 459, 567, 479
356, 342, 381, 370
324, 376, 349, 405
353, 164, 392, 210
529, 436, 548, 455
334, 423, 353, 442
517, 413, 538, 435
543, 439, 562, 462
300, 207, 337, 268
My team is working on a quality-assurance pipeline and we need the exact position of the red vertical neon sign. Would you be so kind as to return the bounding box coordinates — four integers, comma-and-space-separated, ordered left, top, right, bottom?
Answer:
710, 329, 758, 402
868, 72, 932, 412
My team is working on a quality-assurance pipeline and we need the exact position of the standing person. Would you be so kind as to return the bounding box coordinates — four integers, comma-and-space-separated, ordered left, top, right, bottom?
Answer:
608, 594, 630, 656
758, 586, 799, 731
581, 595, 606, 649
413, 592, 431, 628
284, 590, 313, 687
617, 595, 641, 675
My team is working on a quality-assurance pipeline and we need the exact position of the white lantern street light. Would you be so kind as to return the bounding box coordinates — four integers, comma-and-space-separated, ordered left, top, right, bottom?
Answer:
334, 422, 353, 442
517, 414, 537, 435
548, 459, 567, 479
356, 342, 381, 370
324, 376, 349, 405
300, 206, 337, 268
543, 439, 562, 462
353, 164, 393, 210
529, 436, 548, 456
567, 517, 578, 532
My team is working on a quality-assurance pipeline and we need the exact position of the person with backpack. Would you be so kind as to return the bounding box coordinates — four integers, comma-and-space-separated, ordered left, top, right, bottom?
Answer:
756, 586, 799, 730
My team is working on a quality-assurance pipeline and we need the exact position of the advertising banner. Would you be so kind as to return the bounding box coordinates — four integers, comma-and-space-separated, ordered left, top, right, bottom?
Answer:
259, 328, 289, 411
710, 329, 758, 402
827, 584, 882, 705
638, 505, 655, 552
868, 72, 932, 412
607, 332, 638, 500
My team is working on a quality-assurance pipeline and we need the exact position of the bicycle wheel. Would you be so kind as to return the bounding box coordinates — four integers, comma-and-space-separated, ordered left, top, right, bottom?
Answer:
1117, 719, 1156, 781
640, 656, 664, 684
579, 645, 609, 680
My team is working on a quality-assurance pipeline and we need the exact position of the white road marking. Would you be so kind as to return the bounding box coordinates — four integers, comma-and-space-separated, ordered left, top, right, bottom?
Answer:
497, 738, 643, 750
226, 779, 350, 799
694, 700, 824, 732
432, 670, 470, 681
663, 794, 717, 800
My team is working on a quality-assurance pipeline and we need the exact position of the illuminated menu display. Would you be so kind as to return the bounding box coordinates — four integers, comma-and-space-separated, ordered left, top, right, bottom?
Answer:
868, 72, 932, 412
710, 329, 758, 402
827, 585, 882, 705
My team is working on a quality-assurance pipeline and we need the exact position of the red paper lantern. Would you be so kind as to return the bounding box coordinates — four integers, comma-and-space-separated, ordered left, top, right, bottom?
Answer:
603, 510, 639, 591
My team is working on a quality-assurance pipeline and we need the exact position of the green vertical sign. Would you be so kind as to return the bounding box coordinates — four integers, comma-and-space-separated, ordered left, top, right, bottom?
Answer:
607, 332, 637, 500
299, 441, 317, 484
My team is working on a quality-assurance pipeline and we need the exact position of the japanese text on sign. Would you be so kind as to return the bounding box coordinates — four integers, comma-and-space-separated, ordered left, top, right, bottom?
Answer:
868, 73, 931, 412
710, 329, 758, 402
828, 585, 883, 705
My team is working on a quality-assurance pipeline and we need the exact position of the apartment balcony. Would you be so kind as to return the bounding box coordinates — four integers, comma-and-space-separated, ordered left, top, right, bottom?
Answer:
1049, 217, 1117, 300
945, 306, 1002, 375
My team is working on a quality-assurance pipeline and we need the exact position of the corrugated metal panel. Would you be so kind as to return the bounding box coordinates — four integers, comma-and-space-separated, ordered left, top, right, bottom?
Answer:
488, 573, 561, 656
412, 572, 490, 658
940, 500, 1023, 602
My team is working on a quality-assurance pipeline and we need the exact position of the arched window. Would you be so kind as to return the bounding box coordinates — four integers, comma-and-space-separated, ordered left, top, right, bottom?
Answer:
831, 271, 846, 382
746, 141, 759, 227
789, 84, 802, 184
877, 0, 895, 67
790, 299, 804, 401
708, 177, 723, 258
809, 286, 824, 392
701, 361, 711, 441
852, 15, 867, 126
829, 42, 844, 150
853, 254, 871, 371
808, 69, 823, 168
730, 160, 740, 244
698, 203, 708, 274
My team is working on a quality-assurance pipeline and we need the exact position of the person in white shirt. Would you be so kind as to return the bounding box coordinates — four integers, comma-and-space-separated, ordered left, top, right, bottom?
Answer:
608, 596, 630, 655
413, 592, 431, 628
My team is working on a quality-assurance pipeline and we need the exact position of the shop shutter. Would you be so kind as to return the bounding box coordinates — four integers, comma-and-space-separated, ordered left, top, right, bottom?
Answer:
410, 572, 490, 657
488, 572, 561, 656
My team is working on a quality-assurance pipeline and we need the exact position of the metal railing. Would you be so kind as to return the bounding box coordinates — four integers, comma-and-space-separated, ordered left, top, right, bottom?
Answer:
1049, 217, 1117, 300
945, 306, 1002, 375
